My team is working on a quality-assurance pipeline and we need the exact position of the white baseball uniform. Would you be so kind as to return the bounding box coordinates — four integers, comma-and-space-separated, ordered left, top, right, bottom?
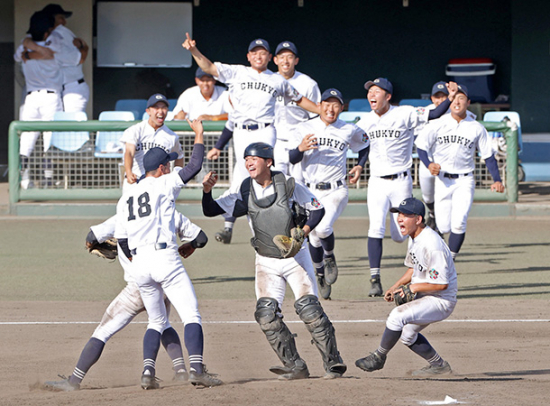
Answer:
292, 117, 369, 246
415, 114, 495, 235
356, 105, 430, 241
54, 24, 89, 113
115, 168, 201, 334
173, 85, 231, 120
274, 70, 321, 175
214, 62, 303, 189
386, 226, 457, 345
214, 173, 323, 306
119, 121, 184, 191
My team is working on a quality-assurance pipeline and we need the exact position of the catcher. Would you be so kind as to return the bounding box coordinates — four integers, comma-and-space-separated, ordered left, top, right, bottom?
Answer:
201, 142, 347, 380
355, 197, 457, 377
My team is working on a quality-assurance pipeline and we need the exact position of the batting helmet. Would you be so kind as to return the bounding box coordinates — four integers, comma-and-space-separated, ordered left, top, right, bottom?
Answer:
244, 142, 274, 163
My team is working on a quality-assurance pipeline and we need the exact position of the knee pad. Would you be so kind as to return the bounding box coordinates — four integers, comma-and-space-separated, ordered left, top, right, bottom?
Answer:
254, 297, 281, 332
294, 295, 326, 329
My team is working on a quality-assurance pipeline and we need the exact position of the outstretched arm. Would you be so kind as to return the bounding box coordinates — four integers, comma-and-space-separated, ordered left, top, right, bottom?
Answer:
182, 32, 219, 77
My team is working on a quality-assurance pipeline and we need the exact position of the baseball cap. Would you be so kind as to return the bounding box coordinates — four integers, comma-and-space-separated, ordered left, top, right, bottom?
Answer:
146, 93, 169, 109
195, 67, 213, 79
321, 88, 344, 105
457, 84, 469, 97
364, 77, 393, 94
431, 81, 449, 96
143, 147, 179, 172
275, 41, 298, 56
27, 11, 54, 40
389, 197, 426, 218
42, 4, 73, 18
248, 38, 270, 53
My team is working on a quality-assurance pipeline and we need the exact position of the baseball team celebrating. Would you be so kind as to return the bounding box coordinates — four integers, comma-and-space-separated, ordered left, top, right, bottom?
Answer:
26, 11, 504, 390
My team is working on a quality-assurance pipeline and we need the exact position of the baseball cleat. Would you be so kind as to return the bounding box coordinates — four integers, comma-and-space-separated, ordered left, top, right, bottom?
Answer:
426, 212, 437, 230
173, 369, 189, 382
270, 361, 310, 380
189, 366, 223, 387
43, 376, 80, 392
368, 275, 383, 297
412, 360, 452, 377
324, 257, 339, 285
355, 352, 386, 372
323, 362, 347, 379
215, 228, 232, 244
141, 373, 160, 390
317, 274, 331, 300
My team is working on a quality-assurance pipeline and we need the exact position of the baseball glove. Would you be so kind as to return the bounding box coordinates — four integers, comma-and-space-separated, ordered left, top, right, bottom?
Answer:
86, 238, 118, 260
394, 284, 415, 306
178, 242, 196, 259
272, 227, 305, 258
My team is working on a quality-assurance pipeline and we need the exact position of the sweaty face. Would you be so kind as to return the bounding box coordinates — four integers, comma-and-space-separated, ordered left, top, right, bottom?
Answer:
431, 91, 448, 107
196, 75, 215, 99
320, 98, 343, 125
146, 101, 169, 129
367, 86, 391, 114
450, 93, 470, 118
245, 155, 271, 181
273, 50, 298, 77
247, 47, 272, 72
397, 212, 421, 237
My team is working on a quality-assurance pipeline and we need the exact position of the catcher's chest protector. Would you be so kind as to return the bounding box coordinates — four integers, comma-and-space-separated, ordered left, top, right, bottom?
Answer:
248, 172, 295, 258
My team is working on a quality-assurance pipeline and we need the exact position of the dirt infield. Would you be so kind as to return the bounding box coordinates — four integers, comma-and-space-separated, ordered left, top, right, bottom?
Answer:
1, 217, 549, 405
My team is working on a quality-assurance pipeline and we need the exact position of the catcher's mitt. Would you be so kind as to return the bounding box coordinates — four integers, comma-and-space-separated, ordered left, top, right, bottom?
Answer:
394, 284, 415, 306
178, 242, 196, 259
272, 227, 305, 258
86, 238, 118, 260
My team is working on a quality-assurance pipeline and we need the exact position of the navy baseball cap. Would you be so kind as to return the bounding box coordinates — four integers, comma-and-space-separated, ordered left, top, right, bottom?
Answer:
431, 81, 449, 96
195, 67, 213, 79
143, 147, 178, 172
146, 93, 169, 108
275, 41, 298, 56
364, 77, 393, 95
27, 11, 54, 40
248, 38, 270, 53
321, 88, 344, 105
390, 197, 426, 218
457, 84, 469, 97
42, 4, 72, 18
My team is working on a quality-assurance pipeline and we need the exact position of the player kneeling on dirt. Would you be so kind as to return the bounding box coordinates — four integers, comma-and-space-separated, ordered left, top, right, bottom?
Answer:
201, 142, 347, 380
355, 197, 457, 377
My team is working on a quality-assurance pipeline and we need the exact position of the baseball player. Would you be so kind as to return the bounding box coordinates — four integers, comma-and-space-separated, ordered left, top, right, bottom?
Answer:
14, 10, 82, 189
21, 4, 90, 113
415, 84, 504, 258
273, 41, 321, 176
356, 197, 457, 376
355, 78, 457, 297
289, 88, 369, 300
173, 67, 231, 121
182, 33, 320, 245
201, 142, 347, 380
115, 122, 222, 389
121, 93, 184, 191
43, 212, 200, 391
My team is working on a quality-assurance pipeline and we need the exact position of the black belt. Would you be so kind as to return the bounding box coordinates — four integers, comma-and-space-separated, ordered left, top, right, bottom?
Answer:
130, 242, 168, 256
234, 122, 271, 131
27, 90, 55, 95
62, 78, 85, 91
306, 179, 344, 190
380, 172, 408, 180
444, 172, 470, 179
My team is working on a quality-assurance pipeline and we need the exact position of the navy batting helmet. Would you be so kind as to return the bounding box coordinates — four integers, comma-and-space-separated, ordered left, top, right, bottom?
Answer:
244, 142, 274, 163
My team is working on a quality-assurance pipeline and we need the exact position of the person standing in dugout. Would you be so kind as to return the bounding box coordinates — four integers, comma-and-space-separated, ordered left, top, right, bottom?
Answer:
201, 142, 347, 380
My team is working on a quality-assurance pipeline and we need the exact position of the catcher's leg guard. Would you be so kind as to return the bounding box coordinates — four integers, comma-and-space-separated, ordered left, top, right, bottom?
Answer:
294, 295, 347, 377
254, 297, 308, 379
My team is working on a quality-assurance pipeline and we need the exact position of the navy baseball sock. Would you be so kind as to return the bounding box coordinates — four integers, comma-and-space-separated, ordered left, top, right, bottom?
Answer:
161, 327, 186, 372
69, 337, 105, 385
143, 329, 161, 375
320, 233, 335, 258
407, 333, 443, 366
376, 327, 402, 357
308, 242, 325, 275
184, 323, 204, 374
448, 232, 466, 257
368, 237, 383, 271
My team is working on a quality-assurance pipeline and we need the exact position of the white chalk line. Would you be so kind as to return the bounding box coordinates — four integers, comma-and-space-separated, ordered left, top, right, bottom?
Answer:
1, 319, 549, 326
